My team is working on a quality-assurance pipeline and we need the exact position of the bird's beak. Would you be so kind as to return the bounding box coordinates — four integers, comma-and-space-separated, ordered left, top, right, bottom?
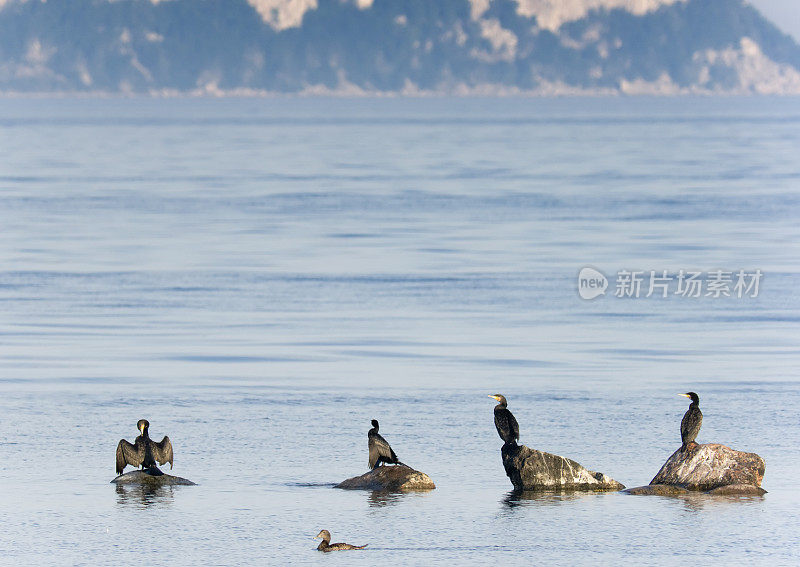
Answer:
679, 393, 691, 398
488, 394, 499, 401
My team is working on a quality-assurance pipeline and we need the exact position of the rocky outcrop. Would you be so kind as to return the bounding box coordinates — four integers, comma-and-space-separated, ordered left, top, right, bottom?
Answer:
111, 467, 196, 486
624, 443, 767, 495
336, 465, 435, 491
649, 443, 765, 491
501, 444, 624, 491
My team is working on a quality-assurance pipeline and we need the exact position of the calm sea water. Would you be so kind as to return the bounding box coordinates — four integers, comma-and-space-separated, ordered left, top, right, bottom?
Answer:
1, 97, 799, 566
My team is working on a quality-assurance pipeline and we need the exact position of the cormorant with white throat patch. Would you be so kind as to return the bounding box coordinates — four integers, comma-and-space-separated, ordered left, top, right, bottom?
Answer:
489, 394, 519, 446
680, 392, 702, 450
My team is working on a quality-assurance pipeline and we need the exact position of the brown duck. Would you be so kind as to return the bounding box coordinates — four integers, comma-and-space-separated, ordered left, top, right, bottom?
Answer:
314, 530, 367, 552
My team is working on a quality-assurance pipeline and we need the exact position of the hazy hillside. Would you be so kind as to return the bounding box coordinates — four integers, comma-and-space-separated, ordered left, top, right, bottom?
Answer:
0, 0, 798, 94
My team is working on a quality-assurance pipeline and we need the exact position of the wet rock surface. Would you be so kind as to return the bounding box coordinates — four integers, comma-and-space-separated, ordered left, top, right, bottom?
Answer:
706, 484, 767, 496
336, 465, 435, 491
649, 443, 765, 491
624, 483, 766, 496
623, 484, 691, 496
111, 467, 196, 486
501, 444, 624, 491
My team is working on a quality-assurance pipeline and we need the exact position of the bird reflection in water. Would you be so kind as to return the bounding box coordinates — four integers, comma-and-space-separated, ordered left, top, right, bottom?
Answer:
115, 483, 175, 507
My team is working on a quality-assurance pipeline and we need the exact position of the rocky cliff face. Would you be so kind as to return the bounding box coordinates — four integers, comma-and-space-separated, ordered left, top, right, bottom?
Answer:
0, 0, 798, 94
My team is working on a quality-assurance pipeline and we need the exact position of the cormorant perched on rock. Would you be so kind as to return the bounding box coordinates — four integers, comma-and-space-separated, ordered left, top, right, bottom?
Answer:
315, 530, 367, 552
680, 392, 703, 450
368, 419, 404, 470
489, 394, 519, 446
115, 419, 173, 475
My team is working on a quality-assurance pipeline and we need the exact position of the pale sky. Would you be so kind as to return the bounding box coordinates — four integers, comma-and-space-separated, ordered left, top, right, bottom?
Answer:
747, 0, 800, 41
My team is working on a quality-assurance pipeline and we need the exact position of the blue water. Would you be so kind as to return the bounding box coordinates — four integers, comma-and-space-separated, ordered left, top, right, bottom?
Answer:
0, 97, 799, 565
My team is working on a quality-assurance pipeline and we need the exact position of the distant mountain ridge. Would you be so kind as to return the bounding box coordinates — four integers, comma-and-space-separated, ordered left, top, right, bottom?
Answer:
0, 0, 799, 94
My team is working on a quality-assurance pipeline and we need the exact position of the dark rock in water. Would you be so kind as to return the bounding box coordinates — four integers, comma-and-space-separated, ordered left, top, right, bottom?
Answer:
649, 443, 765, 492
623, 484, 691, 496
111, 467, 196, 486
706, 484, 767, 496
336, 465, 435, 491
501, 444, 624, 491
624, 483, 767, 496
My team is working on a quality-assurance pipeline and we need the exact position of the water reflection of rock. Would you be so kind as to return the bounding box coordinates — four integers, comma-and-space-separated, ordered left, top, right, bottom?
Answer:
367, 490, 403, 507
115, 483, 176, 507
365, 489, 432, 508
655, 490, 765, 513
502, 489, 591, 509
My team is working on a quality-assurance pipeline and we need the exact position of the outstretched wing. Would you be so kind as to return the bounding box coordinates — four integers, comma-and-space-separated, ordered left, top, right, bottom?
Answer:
152, 436, 173, 469
116, 438, 144, 474
368, 439, 379, 469
368, 432, 396, 468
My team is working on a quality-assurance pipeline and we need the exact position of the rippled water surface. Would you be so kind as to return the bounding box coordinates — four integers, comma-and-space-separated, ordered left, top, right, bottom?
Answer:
1, 97, 799, 565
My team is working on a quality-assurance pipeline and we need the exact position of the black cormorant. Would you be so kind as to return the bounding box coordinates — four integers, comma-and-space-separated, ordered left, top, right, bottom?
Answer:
368, 419, 404, 470
680, 392, 702, 450
489, 394, 519, 446
115, 419, 174, 475
315, 530, 367, 552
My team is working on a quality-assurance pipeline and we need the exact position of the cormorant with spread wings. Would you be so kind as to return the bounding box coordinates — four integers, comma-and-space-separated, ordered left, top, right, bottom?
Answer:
115, 419, 174, 475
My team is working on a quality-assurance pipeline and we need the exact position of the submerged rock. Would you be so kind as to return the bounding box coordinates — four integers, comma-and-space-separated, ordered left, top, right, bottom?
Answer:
501, 444, 624, 491
649, 443, 765, 492
336, 465, 435, 491
623, 484, 691, 496
706, 484, 767, 496
624, 483, 766, 496
111, 467, 196, 486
